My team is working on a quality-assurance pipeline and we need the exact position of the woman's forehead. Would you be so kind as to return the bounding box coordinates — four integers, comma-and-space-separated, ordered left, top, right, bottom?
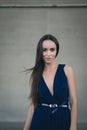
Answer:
42, 40, 56, 48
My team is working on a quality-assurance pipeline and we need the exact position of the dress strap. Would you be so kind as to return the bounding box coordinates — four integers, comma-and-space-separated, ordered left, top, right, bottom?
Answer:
60, 64, 67, 79
61, 64, 66, 68
59, 64, 66, 71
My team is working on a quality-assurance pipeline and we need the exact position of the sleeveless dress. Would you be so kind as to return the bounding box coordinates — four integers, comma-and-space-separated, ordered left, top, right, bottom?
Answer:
30, 64, 71, 130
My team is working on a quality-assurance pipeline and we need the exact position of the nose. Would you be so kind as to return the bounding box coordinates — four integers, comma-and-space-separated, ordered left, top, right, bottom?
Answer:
47, 50, 51, 55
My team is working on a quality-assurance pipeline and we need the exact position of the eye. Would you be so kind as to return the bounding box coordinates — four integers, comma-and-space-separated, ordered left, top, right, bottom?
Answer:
50, 48, 56, 52
42, 48, 47, 52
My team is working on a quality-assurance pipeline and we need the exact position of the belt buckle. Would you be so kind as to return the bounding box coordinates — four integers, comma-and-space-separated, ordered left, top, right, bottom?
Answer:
49, 104, 57, 108
49, 104, 52, 107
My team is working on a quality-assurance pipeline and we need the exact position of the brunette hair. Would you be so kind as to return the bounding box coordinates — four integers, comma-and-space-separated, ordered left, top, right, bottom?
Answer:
27, 34, 59, 108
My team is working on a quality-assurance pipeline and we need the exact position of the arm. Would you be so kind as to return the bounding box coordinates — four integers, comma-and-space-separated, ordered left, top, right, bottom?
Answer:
64, 65, 78, 130
23, 101, 34, 130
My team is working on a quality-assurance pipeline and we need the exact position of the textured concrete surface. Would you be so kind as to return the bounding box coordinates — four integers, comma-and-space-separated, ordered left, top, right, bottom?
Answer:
0, 0, 87, 5
0, 6, 87, 123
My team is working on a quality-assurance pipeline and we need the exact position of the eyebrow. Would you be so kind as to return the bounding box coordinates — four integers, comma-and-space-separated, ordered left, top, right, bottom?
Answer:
42, 47, 56, 49
42, 47, 56, 51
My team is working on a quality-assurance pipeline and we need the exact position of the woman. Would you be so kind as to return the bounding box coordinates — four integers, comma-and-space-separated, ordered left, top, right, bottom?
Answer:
23, 34, 78, 130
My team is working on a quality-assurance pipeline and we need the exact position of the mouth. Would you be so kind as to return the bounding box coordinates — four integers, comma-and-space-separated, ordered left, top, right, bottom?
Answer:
46, 58, 52, 60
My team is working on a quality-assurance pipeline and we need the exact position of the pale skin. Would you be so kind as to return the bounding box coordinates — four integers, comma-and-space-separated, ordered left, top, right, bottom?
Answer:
23, 40, 78, 130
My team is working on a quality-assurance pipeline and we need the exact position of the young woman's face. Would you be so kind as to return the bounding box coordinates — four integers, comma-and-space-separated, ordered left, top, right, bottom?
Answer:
42, 40, 57, 64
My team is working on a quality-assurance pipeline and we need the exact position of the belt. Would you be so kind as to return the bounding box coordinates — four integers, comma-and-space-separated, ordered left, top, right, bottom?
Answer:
41, 103, 68, 108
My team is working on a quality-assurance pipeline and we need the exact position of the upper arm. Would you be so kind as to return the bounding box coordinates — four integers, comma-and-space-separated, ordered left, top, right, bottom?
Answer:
64, 65, 77, 104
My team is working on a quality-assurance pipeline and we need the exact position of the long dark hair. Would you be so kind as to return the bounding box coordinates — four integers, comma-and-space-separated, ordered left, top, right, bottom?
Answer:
26, 34, 59, 108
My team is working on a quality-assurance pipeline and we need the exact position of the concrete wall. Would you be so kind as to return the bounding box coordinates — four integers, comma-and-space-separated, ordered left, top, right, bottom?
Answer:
0, 0, 87, 5
0, 6, 87, 123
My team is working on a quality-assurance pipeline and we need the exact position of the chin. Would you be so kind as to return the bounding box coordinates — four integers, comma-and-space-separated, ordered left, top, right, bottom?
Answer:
45, 61, 53, 64
44, 59, 55, 64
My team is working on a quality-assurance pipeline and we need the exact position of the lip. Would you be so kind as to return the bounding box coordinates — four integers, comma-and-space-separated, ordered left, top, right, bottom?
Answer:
46, 58, 52, 60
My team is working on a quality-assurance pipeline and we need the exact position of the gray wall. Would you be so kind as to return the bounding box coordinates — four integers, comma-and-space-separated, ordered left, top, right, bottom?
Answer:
0, 2, 87, 124
0, 0, 87, 5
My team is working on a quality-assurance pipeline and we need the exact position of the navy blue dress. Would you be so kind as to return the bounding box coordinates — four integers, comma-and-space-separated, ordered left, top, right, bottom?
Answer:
30, 64, 71, 130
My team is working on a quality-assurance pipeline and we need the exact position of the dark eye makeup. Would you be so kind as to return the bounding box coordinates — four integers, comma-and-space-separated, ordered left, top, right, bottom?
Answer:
50, 48, 56, 51
42, 48, 47, 52
42, 48, 56, 52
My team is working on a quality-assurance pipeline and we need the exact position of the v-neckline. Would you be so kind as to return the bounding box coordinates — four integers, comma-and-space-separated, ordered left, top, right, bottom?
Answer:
42, 64, 60, 97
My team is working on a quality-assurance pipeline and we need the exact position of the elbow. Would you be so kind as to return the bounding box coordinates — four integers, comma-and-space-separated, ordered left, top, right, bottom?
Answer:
70, 98, 78, 108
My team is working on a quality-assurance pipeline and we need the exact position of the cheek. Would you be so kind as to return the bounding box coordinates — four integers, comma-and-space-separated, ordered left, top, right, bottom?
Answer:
42, 51, 57, 58
42, 53, 46, 59
53, 51, 57, 57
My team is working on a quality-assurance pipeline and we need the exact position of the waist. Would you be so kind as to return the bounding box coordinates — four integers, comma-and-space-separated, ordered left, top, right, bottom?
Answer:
40, 103, 68, 108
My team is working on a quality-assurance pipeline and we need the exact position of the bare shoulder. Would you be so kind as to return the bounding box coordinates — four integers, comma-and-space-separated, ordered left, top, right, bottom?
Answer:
64, 64, 74, 78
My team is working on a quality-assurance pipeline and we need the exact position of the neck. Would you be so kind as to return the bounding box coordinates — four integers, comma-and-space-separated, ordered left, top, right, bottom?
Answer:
44, 62, 58, 70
